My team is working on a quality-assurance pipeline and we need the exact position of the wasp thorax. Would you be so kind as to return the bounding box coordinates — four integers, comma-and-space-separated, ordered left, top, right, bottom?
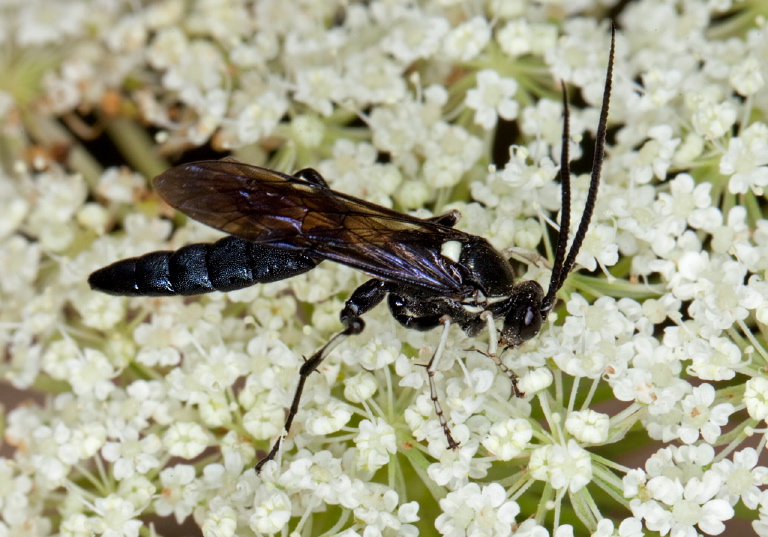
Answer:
458, 239, 517, 296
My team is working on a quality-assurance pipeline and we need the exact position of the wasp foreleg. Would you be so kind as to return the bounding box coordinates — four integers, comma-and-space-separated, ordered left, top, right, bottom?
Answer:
478, 311, 524, 398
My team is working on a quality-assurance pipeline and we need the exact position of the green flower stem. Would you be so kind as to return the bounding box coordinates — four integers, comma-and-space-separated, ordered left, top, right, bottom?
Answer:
102, 115, 169, 181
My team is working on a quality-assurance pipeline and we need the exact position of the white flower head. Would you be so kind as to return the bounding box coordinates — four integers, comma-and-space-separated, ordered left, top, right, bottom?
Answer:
530, 440, 593, 493
745, 377, 768, 421
691, 95, 737, 140
465, 70, 519, 130
729, 55, 765, 96
344, 371, 378, 403
163, 422, 210, 459
381, 15, 449, 64
565, 409, 610, 444
7, 4, 768, 536
101, 429, 162, 481
154, 464, 198, 523
89, 494, 143, 537
435, 483, 519, 537
202, 501, 237, 537
626, 445, 735, 536
249, 488, 292, 534
482, 418, 533, 460
677, 383, 735, 444
720, 122, 768, 195
442, 16, 490, 62
304, 399, 353, 436
355, 418, 397, 473
712, 448, 767, 509
428, 440, 490, 489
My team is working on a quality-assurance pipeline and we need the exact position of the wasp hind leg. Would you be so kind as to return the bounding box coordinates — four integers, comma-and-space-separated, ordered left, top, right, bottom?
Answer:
256, 279, 389, 472
255, 318, 365, 472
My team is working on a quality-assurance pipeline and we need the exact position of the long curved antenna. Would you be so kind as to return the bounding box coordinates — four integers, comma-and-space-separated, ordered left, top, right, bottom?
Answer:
544, 80, 572, 315
541, 22, 615, 315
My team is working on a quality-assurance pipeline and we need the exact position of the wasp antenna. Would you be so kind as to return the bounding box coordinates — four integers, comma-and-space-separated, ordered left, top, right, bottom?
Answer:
542, 22, 615, 315
544, 80, 572, 314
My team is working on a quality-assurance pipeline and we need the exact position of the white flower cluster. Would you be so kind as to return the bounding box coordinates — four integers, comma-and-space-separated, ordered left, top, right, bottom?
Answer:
1, 0, 768, 536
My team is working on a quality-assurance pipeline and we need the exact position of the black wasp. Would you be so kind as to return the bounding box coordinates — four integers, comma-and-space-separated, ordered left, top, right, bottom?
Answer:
90, 28, 614, 471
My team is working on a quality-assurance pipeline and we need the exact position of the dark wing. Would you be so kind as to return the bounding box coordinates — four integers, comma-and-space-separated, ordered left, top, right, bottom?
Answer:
153, 159, 474, 294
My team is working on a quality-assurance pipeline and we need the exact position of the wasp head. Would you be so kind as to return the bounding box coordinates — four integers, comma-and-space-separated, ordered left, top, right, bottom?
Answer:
500, 280, 545, 347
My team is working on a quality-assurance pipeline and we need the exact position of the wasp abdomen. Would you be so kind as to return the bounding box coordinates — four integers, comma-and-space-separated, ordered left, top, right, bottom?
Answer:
88, 236, 317, 297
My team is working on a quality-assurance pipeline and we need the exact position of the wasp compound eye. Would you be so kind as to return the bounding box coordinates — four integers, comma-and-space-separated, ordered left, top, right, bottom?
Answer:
520, 305, 543, 341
